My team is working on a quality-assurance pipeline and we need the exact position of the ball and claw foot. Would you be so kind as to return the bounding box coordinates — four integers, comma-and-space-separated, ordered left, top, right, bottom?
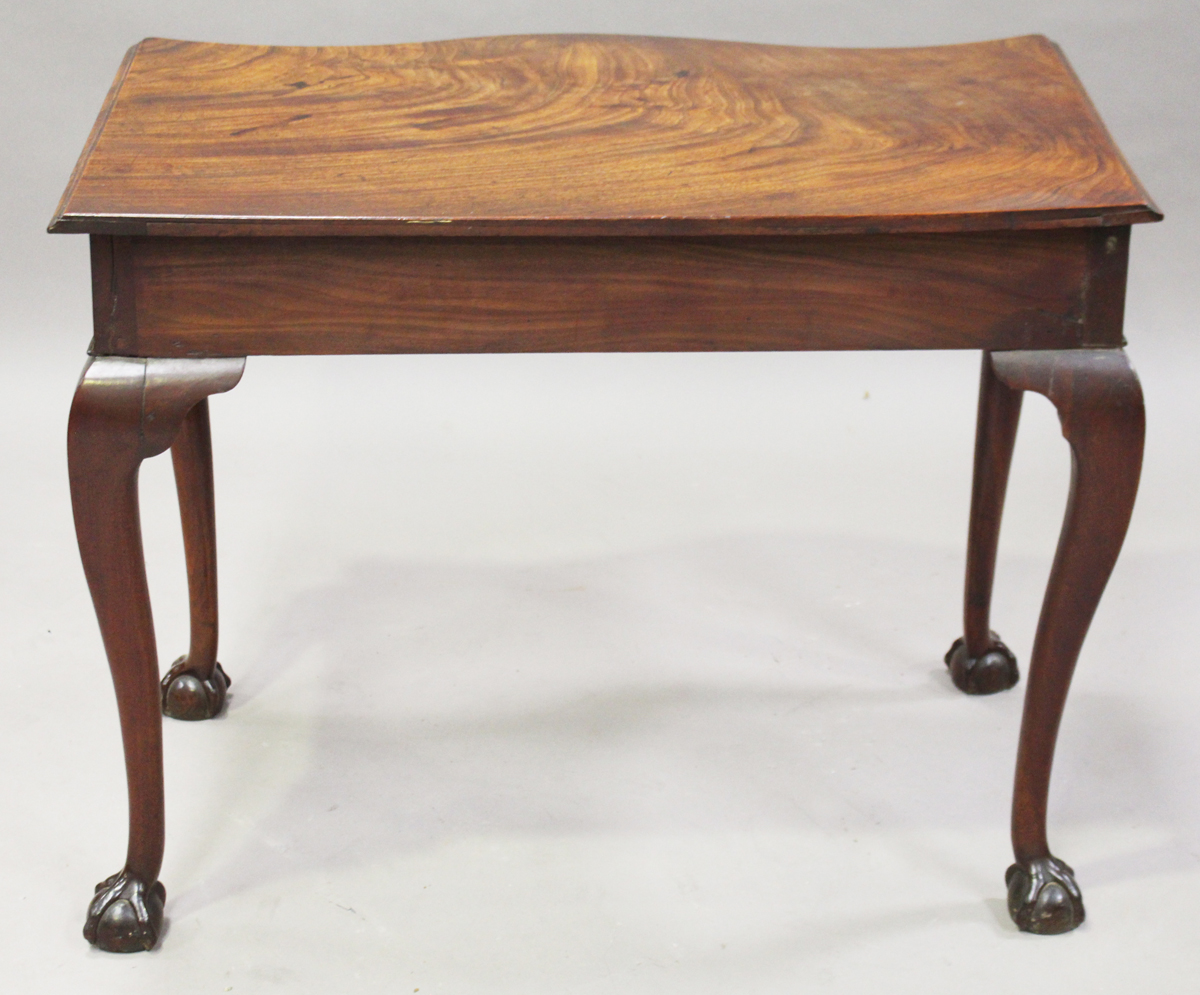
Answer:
944, 632, 1019, 695
161, 656, 230, 721
1006, 856, 1086, 934
83, 870, 166, 952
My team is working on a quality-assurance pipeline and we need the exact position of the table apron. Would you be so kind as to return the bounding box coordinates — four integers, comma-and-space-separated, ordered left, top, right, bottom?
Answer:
89, 228, 1128, 357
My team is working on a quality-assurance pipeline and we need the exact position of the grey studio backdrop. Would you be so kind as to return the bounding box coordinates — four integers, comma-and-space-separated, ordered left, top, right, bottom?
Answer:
3, 2, 1198, 993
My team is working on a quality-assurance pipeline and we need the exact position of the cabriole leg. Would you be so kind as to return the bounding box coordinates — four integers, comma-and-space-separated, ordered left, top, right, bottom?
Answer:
70, 356, 244, 952
990, 348, 1144, 934
162, 397, 231, 720
946, 351, 1023, 694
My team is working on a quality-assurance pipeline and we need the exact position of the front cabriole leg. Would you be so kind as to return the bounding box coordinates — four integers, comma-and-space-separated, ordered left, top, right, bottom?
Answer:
70, 356, 244, 951
989, 348, 1144, 934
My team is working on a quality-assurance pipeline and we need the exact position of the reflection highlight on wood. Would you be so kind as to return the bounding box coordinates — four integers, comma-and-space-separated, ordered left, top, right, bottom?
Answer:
51, 34, 1159, 236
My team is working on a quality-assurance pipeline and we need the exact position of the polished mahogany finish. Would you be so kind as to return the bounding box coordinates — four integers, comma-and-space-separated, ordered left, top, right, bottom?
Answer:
964, 353, 1026, 662
91, 227, 1127, 357
50, 35, 1158, 237
948, 348, 1144, 932
993, 348, 1144, 933
54, 34, 1160, 951
161, 397, 231, 721
944, 354, 1027, 695
68, 356, 243, 950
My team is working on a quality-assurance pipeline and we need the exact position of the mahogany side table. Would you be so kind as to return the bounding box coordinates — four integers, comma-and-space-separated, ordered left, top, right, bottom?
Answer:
50, 34, 1161, 952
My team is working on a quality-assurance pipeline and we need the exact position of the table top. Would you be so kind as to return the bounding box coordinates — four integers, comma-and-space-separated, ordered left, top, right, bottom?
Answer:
50, 34, 1159, 238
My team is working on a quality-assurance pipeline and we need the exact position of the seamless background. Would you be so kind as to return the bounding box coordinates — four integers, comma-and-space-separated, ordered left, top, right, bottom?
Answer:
3, 2, 1198, 992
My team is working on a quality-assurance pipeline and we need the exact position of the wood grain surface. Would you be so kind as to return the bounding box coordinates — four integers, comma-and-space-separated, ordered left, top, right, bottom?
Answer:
51, 34, 1159, 237
90, 227, 1126, 356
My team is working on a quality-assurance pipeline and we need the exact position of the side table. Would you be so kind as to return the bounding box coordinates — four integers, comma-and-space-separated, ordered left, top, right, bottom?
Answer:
50, 33, 1161, 952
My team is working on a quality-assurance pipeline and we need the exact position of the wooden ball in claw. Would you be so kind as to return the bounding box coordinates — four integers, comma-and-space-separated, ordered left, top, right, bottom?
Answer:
161, 657, 230, 720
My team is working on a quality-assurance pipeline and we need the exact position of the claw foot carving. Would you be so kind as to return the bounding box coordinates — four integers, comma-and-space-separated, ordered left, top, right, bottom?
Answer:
1006, 856, 1085, 934
944, 632, 1019, 695
83, 870, 166, 952
161, 656, 230, 720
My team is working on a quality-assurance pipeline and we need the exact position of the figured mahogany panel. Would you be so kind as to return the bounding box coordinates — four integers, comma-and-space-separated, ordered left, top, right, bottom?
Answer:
52, 34, 1158, 237
93, 227, 1125, 356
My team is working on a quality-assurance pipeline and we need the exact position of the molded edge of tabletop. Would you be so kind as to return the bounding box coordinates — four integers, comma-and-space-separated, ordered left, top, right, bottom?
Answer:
48, 33, 1164, 237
